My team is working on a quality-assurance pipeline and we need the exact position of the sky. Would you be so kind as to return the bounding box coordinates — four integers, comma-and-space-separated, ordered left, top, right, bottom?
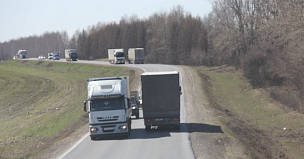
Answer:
0, 0, 213, 43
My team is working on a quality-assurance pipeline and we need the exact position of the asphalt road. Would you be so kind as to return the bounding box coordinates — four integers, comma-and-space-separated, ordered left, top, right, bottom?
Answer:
35, 59, 195, 159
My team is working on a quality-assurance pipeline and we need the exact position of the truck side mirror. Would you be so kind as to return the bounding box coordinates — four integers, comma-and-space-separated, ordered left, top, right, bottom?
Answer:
83, 101, 87, 112
127, 98, 131, 108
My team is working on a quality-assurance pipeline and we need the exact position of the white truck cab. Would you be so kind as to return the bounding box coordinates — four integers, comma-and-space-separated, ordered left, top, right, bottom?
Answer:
84, 76, 131, 140
108, 49, 125, 64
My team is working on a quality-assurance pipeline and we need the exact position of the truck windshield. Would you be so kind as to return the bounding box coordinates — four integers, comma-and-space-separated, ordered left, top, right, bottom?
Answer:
53, 53, 59, 56
90, 98, 125, 111
116, 52, 124, 57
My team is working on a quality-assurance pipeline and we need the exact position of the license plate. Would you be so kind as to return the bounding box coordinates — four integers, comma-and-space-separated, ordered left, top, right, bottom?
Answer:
155, 118, 163, 122
104, 127, 115, 131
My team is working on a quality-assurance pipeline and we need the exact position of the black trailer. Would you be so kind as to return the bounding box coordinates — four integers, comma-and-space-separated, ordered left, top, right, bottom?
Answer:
141, 71, 181, 130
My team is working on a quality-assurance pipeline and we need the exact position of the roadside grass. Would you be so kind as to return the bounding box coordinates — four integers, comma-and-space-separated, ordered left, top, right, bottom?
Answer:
196, 66, 304, 159
0, 60, 135, 159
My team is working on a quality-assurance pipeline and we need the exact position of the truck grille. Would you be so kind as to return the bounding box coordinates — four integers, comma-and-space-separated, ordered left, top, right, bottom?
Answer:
97, 116, 119, 122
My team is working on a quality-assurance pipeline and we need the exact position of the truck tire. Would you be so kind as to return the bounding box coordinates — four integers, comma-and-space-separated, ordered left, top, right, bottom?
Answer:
129, 119, 131, 134
124, 119, 131, 138
145, 125, 151, 131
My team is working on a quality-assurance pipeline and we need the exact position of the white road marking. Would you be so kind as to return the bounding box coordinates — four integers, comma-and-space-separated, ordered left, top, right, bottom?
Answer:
56, 132, 89, 159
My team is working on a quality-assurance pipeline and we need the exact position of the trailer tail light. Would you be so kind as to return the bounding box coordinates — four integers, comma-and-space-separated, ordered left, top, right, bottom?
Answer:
174, 118, 180, 121
146, 119, 150, 123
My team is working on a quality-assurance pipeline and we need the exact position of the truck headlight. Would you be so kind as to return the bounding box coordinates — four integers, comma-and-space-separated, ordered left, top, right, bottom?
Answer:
119, 125, 127, 130
90, 127, 98, 132
132, 106, 136, 109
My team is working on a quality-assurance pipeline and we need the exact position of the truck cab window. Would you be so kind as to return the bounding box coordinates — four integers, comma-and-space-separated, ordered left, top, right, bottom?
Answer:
90, 98, 125, 111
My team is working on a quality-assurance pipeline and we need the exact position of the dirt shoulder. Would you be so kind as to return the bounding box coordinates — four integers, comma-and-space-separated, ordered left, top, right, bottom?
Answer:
36, 124, 89, 159
192, 65, 304, 159
178, 66, 249, 159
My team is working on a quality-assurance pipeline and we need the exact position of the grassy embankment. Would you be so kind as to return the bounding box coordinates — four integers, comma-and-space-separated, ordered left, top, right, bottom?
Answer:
197, 66, 304, 159
0, 60, 137, 159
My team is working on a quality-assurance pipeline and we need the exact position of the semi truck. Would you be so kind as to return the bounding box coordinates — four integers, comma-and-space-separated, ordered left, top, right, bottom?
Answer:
17, 50, 27, 59
83, 76, 131, 140
65, 49, 78, 61
48, 53, 53, 60
130, 91, 140, 119
141, 71, 181, 131
128, 48, 145, 64
108, 49, 125, 64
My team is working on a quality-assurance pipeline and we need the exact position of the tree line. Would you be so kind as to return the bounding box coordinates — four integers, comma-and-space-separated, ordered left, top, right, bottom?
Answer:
0, 31, 69, 60
69, 6, 208, 65
1, 2, 304, 112
209, 0, 304, 113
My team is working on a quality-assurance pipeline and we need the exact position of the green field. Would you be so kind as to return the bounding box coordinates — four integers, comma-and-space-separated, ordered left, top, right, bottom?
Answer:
197, 66, 304, 159
0, 60, 137, 159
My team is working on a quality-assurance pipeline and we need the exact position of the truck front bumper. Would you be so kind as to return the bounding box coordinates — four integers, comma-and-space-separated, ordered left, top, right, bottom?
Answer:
89, 122, 129, 138
116, 60, 125, 64
90, 132, 129, 139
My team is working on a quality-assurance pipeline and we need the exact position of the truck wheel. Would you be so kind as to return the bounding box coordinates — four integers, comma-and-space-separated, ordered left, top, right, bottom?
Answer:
145, 125, 151, 131
129, 119, 131, 134
124, 120, 131, 138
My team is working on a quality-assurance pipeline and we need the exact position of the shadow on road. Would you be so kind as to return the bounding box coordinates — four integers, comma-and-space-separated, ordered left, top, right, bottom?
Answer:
93, 122, 223, 141
127, 122, 223, 140
186, 123, 223, 133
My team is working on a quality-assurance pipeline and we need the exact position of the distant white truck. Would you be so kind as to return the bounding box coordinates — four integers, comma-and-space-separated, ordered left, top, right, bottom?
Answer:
128, 48, 145, 64
17, 50, 27, 59
48, 53, 53, 60
108, 49, 125, 64
83, 76, 132, 140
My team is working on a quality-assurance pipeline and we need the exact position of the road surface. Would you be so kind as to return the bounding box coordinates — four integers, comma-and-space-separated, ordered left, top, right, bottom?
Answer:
44, 59, 196, 159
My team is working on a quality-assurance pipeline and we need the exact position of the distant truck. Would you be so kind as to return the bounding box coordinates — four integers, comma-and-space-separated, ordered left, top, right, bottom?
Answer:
141, 71, 181, 131
48, 53, 53, 60
130, 91, 140, 119
65, 49, 78, 61
83, 76, 132, 140
52, 52, 60, 60
128, 48, 145, 64
17, 50, 27, 59
108, 49, 125, 64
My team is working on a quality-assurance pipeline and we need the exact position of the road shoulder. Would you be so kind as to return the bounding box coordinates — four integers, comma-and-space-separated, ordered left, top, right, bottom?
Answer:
178, 66, 249, 159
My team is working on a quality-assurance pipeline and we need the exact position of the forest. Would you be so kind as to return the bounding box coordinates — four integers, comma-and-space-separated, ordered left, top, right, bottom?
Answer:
1, 0, 304, 113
